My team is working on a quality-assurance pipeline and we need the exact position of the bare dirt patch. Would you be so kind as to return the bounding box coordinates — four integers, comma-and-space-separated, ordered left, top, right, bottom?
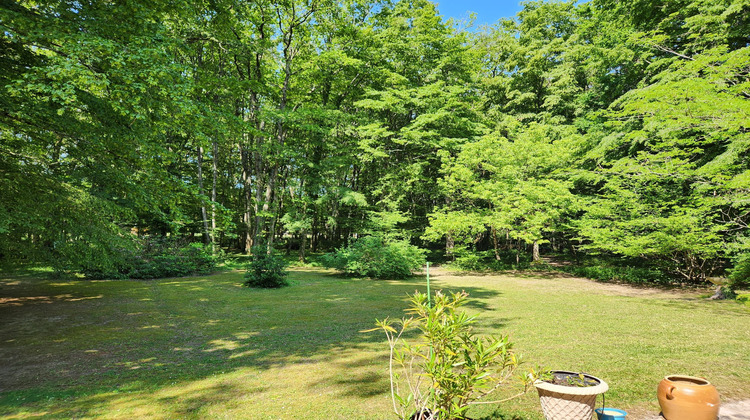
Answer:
636, 399, 750, 420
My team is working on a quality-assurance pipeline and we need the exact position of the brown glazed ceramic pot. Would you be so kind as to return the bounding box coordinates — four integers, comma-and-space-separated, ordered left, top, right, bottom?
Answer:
657, 375, 720, 420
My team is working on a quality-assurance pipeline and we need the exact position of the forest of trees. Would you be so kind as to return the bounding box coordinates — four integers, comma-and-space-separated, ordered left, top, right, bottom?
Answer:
1, 0, 749, 284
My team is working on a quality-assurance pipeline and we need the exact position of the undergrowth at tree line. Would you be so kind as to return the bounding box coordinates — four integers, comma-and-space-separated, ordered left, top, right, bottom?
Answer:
80, 237, 217, 280
322, 236, 426, 279
1, 0, 748, 295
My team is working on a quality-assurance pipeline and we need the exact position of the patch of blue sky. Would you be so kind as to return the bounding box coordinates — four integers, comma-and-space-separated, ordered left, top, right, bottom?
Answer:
434, 0, 524, 27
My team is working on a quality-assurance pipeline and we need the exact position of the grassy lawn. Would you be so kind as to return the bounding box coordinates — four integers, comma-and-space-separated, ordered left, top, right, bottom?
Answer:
1, 267, 749, 419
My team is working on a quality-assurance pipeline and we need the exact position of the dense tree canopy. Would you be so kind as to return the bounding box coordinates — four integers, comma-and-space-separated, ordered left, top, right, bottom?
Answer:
1, 0, 748, 283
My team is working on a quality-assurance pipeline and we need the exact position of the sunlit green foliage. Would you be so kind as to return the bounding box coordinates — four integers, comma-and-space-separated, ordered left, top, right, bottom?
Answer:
370, 290, 533, 419
322, 236, 426, 279
428, 123, 581, 261
1, 0, 748, 283
431, 0, 750, 279
1, 0, 203, 271
243, 248, 289, 288
575, 36, 750, 281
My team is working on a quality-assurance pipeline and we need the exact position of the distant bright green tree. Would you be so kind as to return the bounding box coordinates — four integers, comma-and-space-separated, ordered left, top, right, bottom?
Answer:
576, 46, 750, 281
353, 0, 483, 241
427, 123, 580, 261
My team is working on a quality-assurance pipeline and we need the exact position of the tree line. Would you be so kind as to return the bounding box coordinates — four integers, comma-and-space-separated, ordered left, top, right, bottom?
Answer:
1, 0, 748, 283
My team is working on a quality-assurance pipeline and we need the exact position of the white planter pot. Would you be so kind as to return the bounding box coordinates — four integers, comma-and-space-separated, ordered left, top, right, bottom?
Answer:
534, 371, 609, 420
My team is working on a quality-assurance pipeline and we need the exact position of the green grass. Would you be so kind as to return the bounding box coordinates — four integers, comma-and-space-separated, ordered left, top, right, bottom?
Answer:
1, 267, 749, 419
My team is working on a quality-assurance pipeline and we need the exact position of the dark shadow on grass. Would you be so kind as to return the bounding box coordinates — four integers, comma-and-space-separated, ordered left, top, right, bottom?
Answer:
304, 349, 391, 398
477, 317, 515, 331
316, 370, 390, 398
404, 273, 503, 312
0, 268, 504, 418
433, 270, 512, 278
164, 382, 267, 417
476, 409, 528, 420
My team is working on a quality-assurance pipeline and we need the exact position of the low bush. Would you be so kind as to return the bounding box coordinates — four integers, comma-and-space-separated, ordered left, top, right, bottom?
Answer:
368, 291, 535, 419
564, 264, 671, 285
728, 253, 750, 292
243, 249, 288, 288
81, 237, 217, 279
453, 251, 485, 271
450, 249, 530, 271
321, 236, 426, 279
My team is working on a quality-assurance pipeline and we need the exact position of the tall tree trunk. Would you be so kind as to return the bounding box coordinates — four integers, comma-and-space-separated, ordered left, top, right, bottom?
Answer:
261, 22, 294, 252
241, 144, 254, 253
262, 165, 278, 252
197, 146, 210, 245
532, 240, 540, 262
243, 14, 266, 254
252, 146, 264, 249
266, 167, 285, 254
491, 227, 500, 261
251, 118, 265, 249
311, 217, 319, 252
446, 233, 455, 261
299, 232, 306, 262
211, 139, 218, 253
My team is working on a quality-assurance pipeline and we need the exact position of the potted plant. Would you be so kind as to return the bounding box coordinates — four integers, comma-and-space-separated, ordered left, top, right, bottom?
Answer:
534, 370, 609, 420
365, 291, 537, 420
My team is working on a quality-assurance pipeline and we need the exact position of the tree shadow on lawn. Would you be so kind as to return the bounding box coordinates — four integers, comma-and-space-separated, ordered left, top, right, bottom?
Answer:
4, 378, 270, 418
310, 367, 390, 399
476, 410, 526, 420
0, 268, 502, 418
306, 345, 531, 419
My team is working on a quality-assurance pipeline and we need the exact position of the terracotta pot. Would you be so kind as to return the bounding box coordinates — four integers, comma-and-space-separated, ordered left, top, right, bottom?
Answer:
534, 371, 609, 420
657, 375, 720, 420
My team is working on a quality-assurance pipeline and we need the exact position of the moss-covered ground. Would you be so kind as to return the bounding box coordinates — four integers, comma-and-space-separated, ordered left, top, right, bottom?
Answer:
1, 267, 748, 419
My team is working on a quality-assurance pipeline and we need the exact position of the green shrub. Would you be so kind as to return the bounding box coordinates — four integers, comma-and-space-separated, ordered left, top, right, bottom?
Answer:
369, 291, 535, 419
565, 265, 671, 285
321, 236, 426, 279
243, 250, 288, 288
81, 238, 216, 279
729, 253, 750, 291
453, 251, 485, 271
450, 249, 529, 271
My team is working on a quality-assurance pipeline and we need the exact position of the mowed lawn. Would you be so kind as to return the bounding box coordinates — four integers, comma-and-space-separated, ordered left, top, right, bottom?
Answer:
1, 267, 749, 419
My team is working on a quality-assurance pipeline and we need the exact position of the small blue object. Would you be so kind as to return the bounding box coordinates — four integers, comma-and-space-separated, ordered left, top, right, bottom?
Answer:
595, 408, 627, 420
